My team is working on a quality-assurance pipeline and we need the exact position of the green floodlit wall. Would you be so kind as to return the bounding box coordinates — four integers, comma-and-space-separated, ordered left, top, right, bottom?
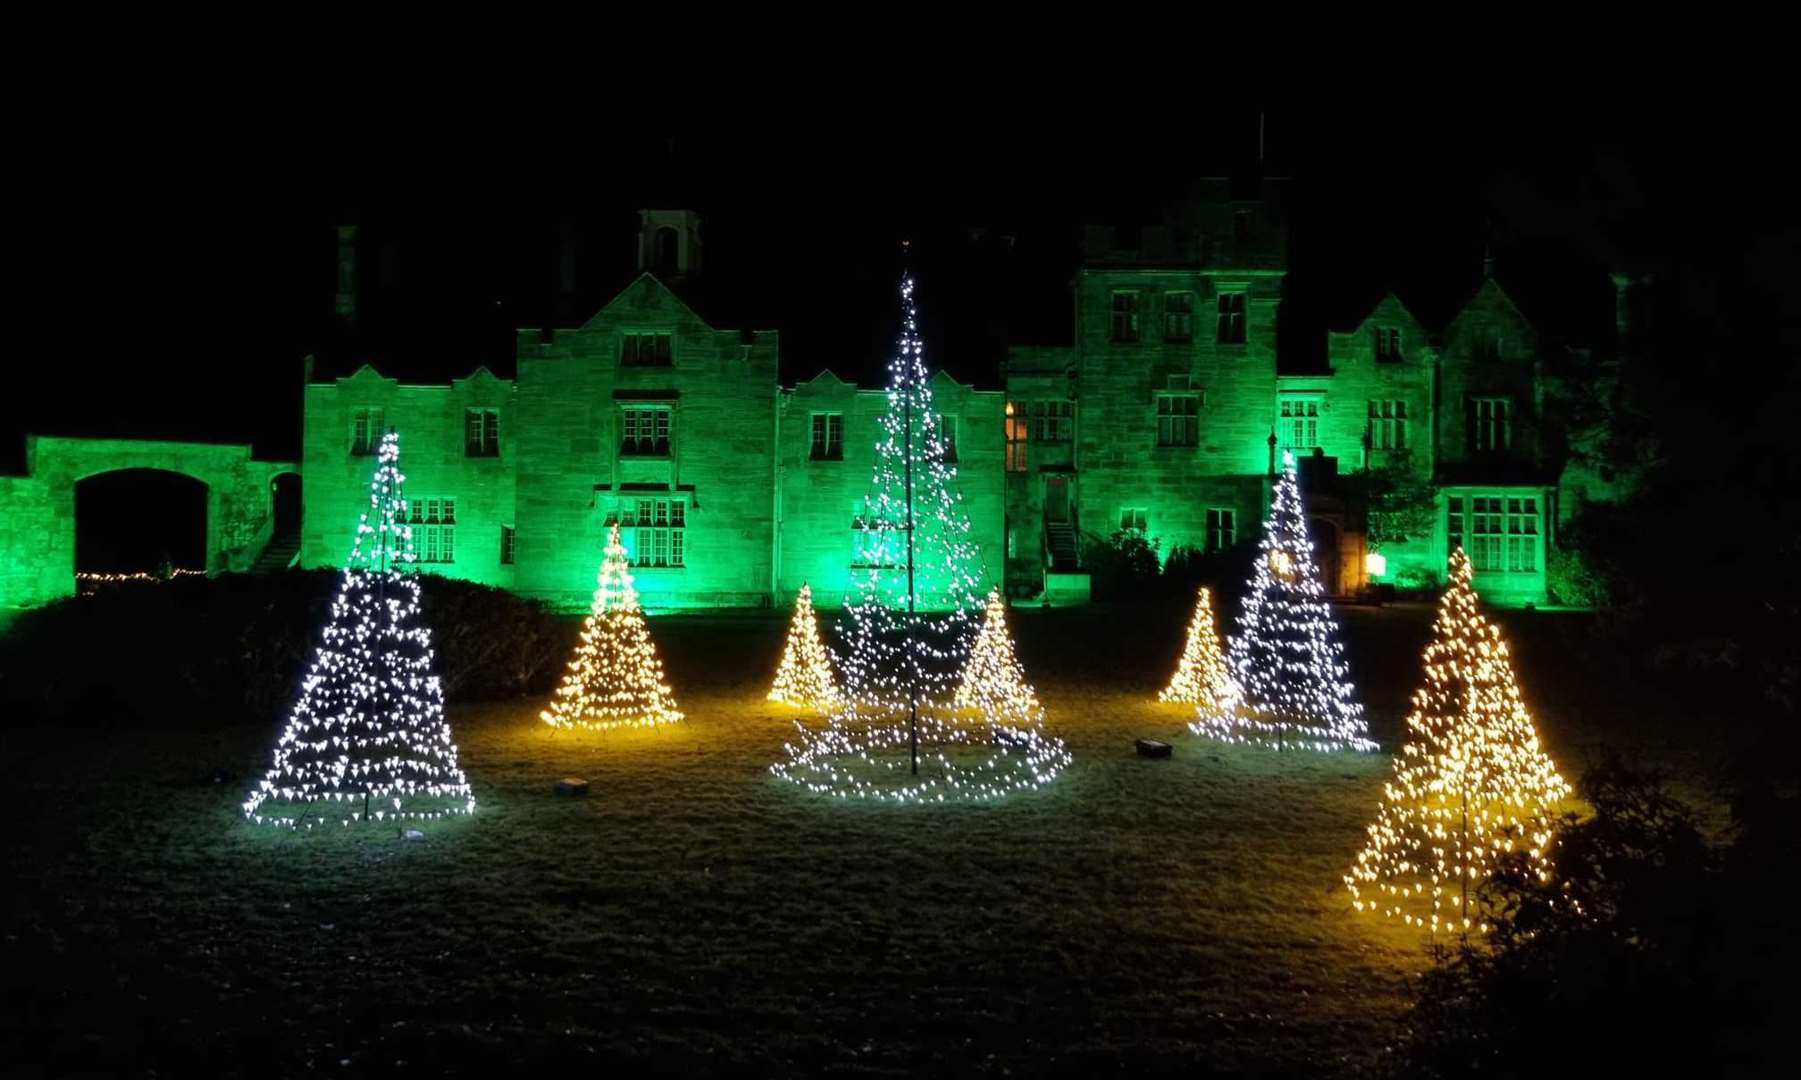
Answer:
0, 436, 294, 612
302, 367, 518, 591
10, 245, 1625, 615
777, 371, 1005, 609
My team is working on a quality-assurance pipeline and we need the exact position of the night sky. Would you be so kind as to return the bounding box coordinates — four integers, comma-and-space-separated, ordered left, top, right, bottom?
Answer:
7, 98, 1793, 471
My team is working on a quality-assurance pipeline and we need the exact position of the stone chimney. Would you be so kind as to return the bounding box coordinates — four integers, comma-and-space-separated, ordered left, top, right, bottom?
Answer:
334, 224, 357, 322
638, 210, 702, 280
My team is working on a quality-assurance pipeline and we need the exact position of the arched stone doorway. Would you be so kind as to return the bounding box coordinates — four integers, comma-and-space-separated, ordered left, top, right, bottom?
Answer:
272, 472, 301, 538
75, 469, 209, 576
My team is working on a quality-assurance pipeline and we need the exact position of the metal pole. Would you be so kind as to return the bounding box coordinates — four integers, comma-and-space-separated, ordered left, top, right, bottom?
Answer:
904, 340, 919, 776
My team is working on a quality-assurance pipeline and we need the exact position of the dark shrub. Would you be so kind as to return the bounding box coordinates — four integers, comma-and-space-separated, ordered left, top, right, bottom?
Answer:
0, 570, 572, 729
1391, 759, 1787, 1078
1081, 530, 1162, 604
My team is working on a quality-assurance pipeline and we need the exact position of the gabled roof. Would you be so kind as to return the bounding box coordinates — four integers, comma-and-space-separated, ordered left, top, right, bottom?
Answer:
579, 272, 712, 332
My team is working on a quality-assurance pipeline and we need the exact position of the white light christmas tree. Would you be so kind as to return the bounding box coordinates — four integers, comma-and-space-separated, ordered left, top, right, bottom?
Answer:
770, 273, 1069, 801
540, 523, 682, 731
1160, 585, 1239, 715
1193, 451, 1375, 752
767, 582, 839, 709
1345, 547, 1571, 937
243, 430, 476, 830
954, 587, 1051, 733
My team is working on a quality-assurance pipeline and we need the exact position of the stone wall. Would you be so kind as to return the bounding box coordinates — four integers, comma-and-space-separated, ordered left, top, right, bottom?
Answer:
1, 436, 293, 613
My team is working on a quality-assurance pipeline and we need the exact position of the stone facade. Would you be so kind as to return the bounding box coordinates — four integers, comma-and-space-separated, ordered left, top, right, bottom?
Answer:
8, 201, 1634, 614
1001, 192, 1625, 608
300, 268, 1001, 613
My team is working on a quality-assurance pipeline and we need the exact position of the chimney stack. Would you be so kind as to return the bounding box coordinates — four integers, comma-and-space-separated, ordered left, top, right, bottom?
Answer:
334, 225, 357, 322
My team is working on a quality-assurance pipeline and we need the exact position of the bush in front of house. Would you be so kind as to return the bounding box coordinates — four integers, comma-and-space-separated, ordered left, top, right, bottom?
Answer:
0, 570, 574, 730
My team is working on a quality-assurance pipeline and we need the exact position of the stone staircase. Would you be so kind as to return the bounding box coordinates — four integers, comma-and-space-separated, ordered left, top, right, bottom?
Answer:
1045, 521, 1080, 571
250, 533, 300, 574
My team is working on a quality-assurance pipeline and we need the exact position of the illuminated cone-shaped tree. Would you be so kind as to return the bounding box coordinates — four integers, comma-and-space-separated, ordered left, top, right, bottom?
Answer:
768, 582, 839, 709
1345, 547, 1571, 937
243, 430, 475, 829
1161, 585, 1238, 715
540, 523, 682, 731
1194, 450, 1375, 751
771, 273, 1069, 800
953, 587, 1048, 733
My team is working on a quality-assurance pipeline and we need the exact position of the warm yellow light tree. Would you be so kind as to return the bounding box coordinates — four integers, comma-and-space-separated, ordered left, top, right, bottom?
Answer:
768, 583, 839, 709
1345, 547, 1571, 937
541, 523, 682, 731
1159, 585, 1238, 715
953, 587, 1046, 731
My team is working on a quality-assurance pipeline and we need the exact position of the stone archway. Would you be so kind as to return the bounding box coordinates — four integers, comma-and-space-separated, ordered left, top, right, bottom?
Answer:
75, 469, 210, 575
0, 436, 296, 612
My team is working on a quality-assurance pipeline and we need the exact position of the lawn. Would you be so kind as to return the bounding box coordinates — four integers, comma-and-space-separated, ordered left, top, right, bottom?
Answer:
0, 603, 1726, 1077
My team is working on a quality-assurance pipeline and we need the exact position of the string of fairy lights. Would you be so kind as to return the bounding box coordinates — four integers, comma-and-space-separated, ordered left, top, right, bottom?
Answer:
769, 274, 1070, 802
1345, 546, 1571, 937
767, 583, 840, 709
541, 522, 683, 731
242, 430, 476, 829
1161, 585, 1240, 715
1192, 451, 1376, 753
217, 275, 1571, 958
77, 568, 207, 587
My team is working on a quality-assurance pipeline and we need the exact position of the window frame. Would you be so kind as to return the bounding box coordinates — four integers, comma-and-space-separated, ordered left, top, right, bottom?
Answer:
1279, 395, 1321, 451
1205, 508, 1237, 553
620, 406, 673, 457
1216, 290, 1247, 345
1004, 401, 1029, 473
464, 408, 501, 458
1164, 290, 1194, 343
1155, 393, 1200, 447
809, 412, 845, 461
1473, 396, 1511, 452
1110, 291, 1141, 343
620, 332, 674, 367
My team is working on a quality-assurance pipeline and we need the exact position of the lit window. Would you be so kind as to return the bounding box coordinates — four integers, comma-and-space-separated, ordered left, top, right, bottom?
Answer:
1004, 401, 1028, 473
